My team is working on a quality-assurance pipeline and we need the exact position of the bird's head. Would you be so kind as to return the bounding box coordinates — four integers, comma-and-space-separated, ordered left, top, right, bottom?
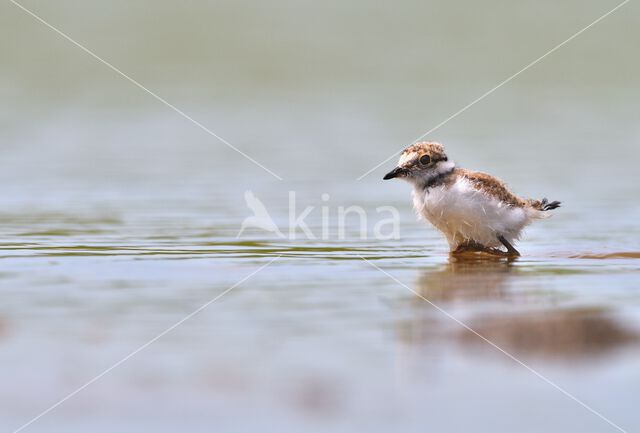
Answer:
383, 141, 454, 186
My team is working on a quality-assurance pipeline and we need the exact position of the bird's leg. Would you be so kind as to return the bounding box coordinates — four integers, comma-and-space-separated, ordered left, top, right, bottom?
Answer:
497, 235, 520, 257
453, 240, 502, 256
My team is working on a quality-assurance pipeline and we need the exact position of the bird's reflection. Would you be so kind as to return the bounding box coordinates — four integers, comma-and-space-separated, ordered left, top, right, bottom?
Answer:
416, 254, 516, 303
399, 255, 639, 361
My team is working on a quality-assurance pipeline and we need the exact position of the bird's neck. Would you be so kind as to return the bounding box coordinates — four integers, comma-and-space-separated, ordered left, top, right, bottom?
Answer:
415, 161, 456, 190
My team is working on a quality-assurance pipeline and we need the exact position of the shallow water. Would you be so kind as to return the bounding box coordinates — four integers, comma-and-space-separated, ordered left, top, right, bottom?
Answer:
1, 194, 639, 433
2, 0, 640, 432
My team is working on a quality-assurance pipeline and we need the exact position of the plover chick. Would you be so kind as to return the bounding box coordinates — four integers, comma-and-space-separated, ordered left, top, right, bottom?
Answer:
383, 142, 560, 256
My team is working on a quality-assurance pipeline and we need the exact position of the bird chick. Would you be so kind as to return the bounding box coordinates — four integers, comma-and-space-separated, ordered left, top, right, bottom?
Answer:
384, 142, 560, 256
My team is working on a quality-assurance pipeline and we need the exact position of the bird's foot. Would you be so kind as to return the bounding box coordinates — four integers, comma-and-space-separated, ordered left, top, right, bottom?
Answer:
451, 240, 517, 258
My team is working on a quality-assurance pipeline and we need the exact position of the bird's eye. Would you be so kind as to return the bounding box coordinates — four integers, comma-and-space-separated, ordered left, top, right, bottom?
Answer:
419, 154, 431, 165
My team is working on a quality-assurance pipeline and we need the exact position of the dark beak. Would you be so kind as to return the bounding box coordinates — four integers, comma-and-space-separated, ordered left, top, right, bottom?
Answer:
383, 166, 406, 180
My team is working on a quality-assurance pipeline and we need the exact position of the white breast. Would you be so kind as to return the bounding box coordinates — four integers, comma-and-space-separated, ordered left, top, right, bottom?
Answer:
412, 178, 535, 249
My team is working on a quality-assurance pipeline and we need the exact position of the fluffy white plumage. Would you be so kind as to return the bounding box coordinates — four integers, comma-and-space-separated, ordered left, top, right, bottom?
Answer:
411, 176, 544, 250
